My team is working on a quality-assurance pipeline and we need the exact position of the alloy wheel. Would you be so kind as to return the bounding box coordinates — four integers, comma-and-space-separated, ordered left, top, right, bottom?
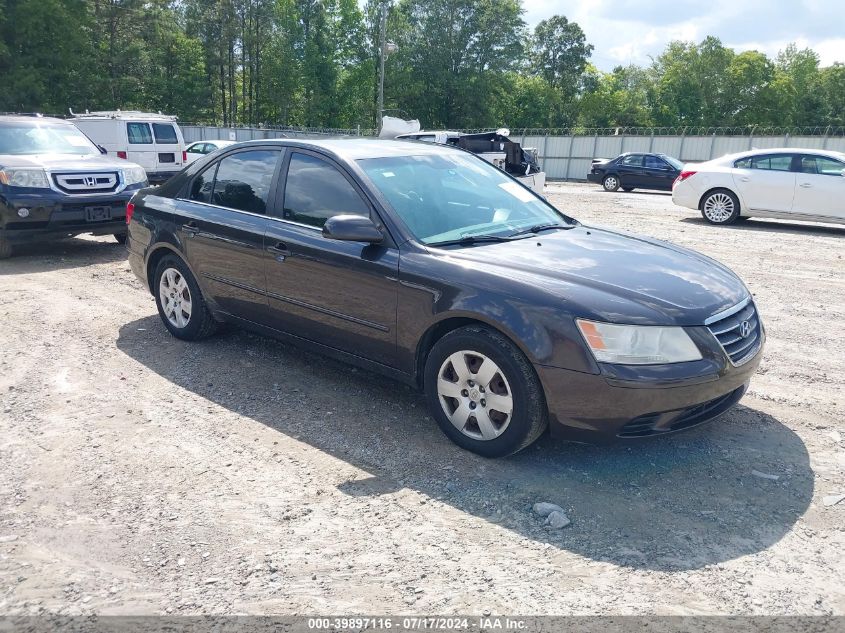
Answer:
159, 267, 193, 328
436, 351, 514, 441
703, 192, 735, 223
603, 176, 618, 191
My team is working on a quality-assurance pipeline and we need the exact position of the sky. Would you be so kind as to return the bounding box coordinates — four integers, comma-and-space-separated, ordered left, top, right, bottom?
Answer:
521, 0, 845, 71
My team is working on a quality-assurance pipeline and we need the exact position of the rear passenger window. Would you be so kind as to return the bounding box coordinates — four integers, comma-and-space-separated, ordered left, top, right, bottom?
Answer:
751, 155, 792, 171
621, 155, 642, 167
281, 153, 369, 228
152, 123, 178, 144
127, 123, 152, 144
211, 150, 280, 214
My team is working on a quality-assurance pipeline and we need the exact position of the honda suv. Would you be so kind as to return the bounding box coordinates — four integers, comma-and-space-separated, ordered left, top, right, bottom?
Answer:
0, 115, 148, 258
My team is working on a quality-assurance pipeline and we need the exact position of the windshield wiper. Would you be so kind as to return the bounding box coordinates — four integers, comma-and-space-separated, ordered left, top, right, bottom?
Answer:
509, 223, 575, 237
427, 234, 518, 247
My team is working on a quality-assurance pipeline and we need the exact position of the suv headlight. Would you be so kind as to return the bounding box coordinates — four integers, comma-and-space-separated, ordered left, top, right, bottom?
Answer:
0, 169, 50, 188
123, 166, 148, 186
576, 319, 702, 364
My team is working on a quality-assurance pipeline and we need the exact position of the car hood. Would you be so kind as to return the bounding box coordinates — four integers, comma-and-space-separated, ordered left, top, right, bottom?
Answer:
0, 153, 135, 171
438, 226, 749, 325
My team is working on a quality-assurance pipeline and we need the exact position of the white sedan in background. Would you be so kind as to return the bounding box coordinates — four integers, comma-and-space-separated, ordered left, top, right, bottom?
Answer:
184, 140, 237, 164
672, 148, 845, 226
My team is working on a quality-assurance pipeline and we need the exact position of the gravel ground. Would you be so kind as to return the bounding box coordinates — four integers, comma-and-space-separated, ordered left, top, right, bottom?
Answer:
0, 182, 843, 616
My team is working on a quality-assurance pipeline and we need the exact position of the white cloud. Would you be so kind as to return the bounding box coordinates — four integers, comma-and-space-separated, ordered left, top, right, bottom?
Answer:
520, 0, 845, 70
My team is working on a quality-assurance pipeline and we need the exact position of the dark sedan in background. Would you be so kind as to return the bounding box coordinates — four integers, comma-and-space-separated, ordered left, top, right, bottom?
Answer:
127, 139, 763, 457
588, 152, 684, 192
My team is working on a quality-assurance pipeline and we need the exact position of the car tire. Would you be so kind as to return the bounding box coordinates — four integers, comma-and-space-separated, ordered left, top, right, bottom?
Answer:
0, 237, 12, 260
153, 255, 218, 341
622, 187, 634, 192
114, 232, 127, 245
424, 325, 548, 458
700, 189, 741, 225
602, 175, 621, 192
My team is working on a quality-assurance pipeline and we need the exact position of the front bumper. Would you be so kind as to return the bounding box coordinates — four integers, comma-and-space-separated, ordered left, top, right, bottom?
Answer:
0, 188, 138, 243
535, 337, 764, 443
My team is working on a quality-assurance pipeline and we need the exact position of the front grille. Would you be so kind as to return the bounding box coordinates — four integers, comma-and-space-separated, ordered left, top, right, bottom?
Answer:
706, 299, 762, 365
618, 386, 745, 438
52, 172, 119, 194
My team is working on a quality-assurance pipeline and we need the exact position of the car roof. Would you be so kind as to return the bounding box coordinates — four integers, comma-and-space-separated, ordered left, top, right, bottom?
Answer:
0, 115, 73, 126
240, 138, 467, 160
713, 147, 845, 162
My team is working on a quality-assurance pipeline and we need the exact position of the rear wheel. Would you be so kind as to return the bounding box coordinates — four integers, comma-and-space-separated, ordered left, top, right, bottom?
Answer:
153, 256, 218, 340
424, 325, 548, 458
701, 189, 740, 224
602, 175, 620, 192
0, 237, 11, 260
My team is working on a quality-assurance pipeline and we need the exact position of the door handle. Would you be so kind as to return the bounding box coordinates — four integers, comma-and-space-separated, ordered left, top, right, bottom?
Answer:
182, 222, 200, 236
799, 182, 812, 188
267, 241, 291, 261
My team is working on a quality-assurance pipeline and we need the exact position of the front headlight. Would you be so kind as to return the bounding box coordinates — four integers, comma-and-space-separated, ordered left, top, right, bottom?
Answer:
576, 319, 702, 365
0, 169, 50, 188
123, 165, 148, 186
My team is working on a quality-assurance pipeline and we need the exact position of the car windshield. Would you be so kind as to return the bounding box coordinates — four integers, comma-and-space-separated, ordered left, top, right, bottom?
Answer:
662, 155, 684, 170
0, 122, 100, 156
358, 153, 573, 245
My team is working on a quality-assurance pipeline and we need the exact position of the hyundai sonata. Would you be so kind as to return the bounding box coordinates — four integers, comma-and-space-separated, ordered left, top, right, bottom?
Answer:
127, 139, 764, 457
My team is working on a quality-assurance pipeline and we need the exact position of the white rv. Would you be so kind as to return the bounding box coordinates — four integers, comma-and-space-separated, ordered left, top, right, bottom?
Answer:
71, 111, 186, 183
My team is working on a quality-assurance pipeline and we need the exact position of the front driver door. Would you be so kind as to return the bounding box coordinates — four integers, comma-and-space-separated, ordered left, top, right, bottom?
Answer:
642, 155, 676, 190
264, 151, 399, 367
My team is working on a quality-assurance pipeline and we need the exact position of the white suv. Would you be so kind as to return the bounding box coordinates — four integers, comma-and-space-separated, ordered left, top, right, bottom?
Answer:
672, 148, 845, 226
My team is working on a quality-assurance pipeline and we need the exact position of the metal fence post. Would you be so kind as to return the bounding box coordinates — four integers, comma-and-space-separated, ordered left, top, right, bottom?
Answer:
823, 126, 831, 149
542, 133, 550, 177
708, 132, 716, 161
679, 128, 686, 162
648, 131, 654, 153
784, 132, 790, 147
564, 135, 574, 180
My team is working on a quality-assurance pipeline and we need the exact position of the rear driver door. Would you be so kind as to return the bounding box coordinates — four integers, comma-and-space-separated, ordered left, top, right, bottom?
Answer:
176, 147, 283, 324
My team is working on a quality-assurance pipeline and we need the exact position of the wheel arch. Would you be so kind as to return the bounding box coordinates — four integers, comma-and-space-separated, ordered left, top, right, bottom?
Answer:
144, 243, 199, 295
414, 314, 535, 389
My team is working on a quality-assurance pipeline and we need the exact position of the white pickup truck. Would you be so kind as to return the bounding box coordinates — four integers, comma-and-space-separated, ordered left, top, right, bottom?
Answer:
394, 129, 546, 195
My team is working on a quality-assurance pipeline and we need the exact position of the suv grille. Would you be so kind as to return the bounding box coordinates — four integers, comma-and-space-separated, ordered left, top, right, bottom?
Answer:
52, 172, 119, 194
706, 299, 762, 365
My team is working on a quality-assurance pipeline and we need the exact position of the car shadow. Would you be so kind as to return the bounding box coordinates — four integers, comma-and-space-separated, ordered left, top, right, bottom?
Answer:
680, 216, 845, 237
0, 236, 127, 274
116, 315, 813, 572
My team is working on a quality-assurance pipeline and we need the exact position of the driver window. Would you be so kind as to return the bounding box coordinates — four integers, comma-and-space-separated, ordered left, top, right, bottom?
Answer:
282, 153, 369, 228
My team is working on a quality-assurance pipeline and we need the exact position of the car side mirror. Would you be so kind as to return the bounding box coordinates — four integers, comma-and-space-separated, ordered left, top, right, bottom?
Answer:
322, 215, 383, 244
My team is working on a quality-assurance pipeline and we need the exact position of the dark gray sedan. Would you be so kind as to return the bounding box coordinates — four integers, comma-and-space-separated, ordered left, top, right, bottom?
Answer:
126, 139, 763, 457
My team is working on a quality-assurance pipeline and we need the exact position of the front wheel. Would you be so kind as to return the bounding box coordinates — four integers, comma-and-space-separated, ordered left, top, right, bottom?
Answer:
153, 256, 218, 340
701, 190, 740, 224
424, 326, 548, 458
114, 232, 127, 245
602, 175, 620, 192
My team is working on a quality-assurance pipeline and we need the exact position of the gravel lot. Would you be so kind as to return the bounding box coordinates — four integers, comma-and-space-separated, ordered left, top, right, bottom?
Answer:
1, 182, 843, 616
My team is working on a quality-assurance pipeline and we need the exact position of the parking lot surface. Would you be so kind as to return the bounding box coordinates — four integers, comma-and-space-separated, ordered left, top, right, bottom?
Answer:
1, 182, 843, 615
